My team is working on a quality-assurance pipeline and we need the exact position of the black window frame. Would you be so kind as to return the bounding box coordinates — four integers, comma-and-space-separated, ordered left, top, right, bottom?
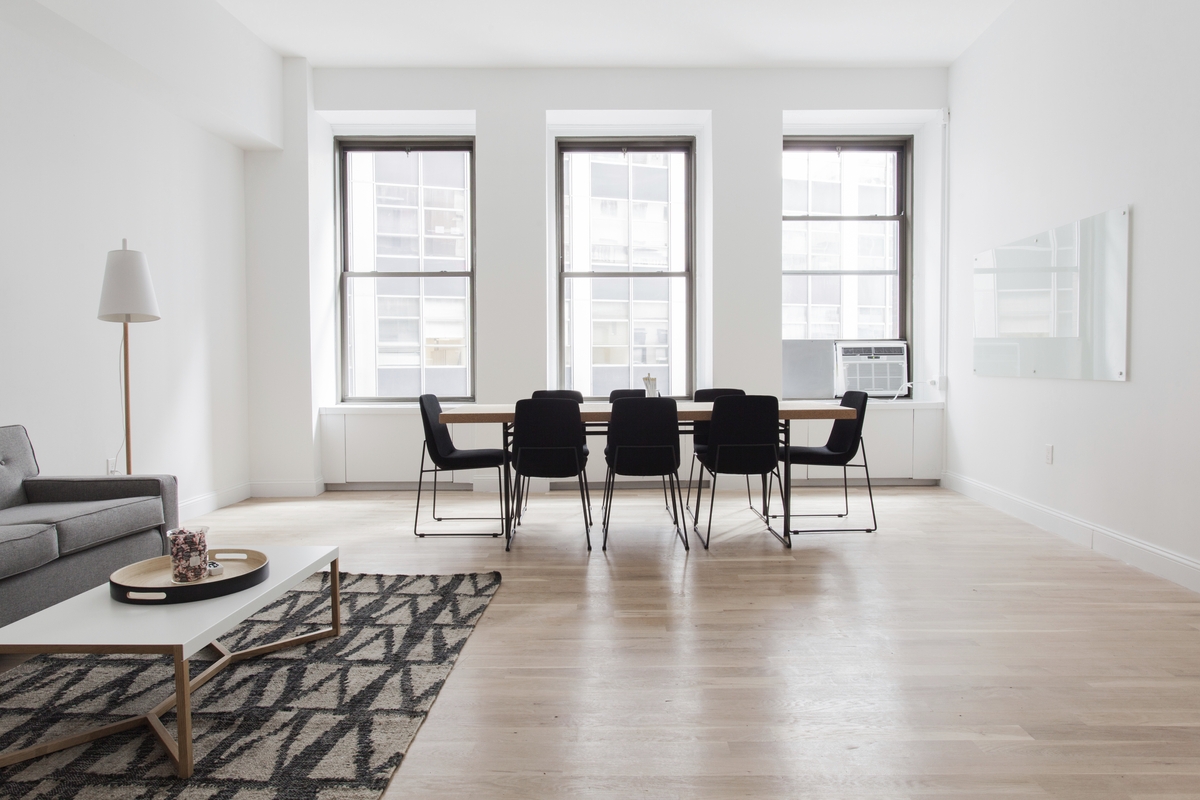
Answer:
555, 137, 695, 401
336, 137, 477, 403
782, 136, 912, 345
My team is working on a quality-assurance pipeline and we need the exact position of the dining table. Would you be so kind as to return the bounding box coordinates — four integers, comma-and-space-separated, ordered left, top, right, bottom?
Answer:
439, 400, 857, 548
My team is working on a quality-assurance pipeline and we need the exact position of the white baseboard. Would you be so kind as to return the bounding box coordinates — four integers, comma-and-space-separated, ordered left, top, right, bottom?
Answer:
249, 480, 326, 498
179, 483, 252, 522
942, 471, 1200, 594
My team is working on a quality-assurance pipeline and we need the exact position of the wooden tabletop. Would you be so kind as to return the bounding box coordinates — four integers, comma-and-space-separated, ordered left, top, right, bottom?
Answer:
440, 400, 856, 424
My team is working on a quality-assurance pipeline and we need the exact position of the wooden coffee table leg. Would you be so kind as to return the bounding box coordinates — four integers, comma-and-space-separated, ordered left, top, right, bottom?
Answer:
0, 559, 340, 777
174, 648, 193, 778
330, 558, 341, 636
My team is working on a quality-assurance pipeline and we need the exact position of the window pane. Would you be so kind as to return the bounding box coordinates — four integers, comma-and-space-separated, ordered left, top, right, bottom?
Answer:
344, 147, 473, 398
562, 276, 685, 397
780, 273, 900, 340
563, 151, 687, 272
781, 145, 903, 345
782, 149, 898, 217
781, 221, 899, 273
344, 273, 472, 398
346, 149, 472, 274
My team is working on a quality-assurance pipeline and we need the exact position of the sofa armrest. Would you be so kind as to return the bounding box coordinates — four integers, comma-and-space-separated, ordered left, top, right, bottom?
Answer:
23, 475, 179, 535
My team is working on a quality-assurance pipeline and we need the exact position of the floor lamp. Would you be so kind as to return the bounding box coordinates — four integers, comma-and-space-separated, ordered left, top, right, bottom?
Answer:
98, 239, 160, 475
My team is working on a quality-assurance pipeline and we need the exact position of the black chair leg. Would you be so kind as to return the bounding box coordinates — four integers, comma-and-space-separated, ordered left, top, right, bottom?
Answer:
862, 439, 878, 533
577, 470, 592, 551
703, 470, 717, 549
413, 444, 427, 537
668, 471, 689, 550
773, 438, 878, 535
414, 443, 504, 538
691, 450, 700, 513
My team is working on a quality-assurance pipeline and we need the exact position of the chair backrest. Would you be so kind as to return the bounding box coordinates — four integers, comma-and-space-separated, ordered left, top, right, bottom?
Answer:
0, 425, 38, 510
691, 388, 746, 448
531, 389, 584, 403
706, 395, 780, 475
418, 394, 457, 467
512, 398, 588, 478
606, 397, 680, 476
608, 388, 646, 402
824, 391, 868, 460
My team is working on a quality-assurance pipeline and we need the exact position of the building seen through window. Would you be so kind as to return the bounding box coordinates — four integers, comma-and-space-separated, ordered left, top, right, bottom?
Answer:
340, 144, 474, 401
782, 145, 904, 341
560, 144, 691, 398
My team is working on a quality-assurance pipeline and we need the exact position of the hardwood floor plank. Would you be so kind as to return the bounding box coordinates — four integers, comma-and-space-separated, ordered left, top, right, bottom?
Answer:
189, 486, 1200, 798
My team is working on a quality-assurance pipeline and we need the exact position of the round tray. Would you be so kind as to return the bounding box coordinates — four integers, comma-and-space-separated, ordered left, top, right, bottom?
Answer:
109, 548, 270, 605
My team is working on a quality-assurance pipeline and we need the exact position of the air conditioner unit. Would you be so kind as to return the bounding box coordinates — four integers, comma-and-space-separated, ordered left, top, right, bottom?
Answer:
834, 341, 909, 397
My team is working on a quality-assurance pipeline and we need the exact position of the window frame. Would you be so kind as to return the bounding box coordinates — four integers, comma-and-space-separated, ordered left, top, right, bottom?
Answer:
555, 137, 695, 401
336, 137, 477, 403
782, 136, 912, 344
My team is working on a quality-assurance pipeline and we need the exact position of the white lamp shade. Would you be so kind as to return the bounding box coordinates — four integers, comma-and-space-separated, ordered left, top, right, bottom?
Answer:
98, 247, 160, 323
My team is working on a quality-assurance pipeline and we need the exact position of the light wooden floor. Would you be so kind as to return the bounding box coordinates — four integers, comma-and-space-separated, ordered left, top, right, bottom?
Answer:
192, 486, 1200, 799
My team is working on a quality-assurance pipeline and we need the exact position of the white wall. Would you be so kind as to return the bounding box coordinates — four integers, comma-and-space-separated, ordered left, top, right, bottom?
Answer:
244, 59, 335, 497
300, 67, 948, 486
314, 68, 947, 404
944, 0, 1200, 588
0, 0, 282, 149
0, 16, 251, 518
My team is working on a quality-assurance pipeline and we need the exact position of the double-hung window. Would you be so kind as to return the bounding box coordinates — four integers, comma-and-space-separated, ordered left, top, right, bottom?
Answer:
557, 139, 693, 399
782, 139, 908, 341
339, 140, 475, 401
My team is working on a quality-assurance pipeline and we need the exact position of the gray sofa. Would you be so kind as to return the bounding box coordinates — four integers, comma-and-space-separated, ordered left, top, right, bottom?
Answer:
0, 425, 177, 627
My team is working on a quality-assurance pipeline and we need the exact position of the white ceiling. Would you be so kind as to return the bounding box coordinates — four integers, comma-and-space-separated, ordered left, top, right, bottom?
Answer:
214, 0, 1014, 68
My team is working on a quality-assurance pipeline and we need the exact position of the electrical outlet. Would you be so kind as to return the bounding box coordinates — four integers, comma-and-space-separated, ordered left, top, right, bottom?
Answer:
106, 458, 119, 475
1045, 445, 1054, 465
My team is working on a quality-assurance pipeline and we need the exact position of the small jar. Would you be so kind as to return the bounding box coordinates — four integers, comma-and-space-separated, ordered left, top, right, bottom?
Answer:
168, 527, 209, 583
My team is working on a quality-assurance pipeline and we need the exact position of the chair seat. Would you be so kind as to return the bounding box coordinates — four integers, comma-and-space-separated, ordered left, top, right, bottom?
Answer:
434, 448, 509, 472
692, 443, 708, 455
779, 445, 855, 468
0, 497, 164, 555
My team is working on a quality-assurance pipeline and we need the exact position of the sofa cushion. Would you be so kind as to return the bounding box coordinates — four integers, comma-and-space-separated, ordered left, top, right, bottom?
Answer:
0, 426, 39, 510
0, 524, 59, 580
0, 497, 164, 556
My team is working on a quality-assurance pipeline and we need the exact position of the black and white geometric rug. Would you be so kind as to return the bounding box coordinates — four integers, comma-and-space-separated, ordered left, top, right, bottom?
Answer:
0, 571, 501, 799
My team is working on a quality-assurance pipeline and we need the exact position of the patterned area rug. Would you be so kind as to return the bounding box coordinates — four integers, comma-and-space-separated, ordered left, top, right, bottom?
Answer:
0, 571, 500, 799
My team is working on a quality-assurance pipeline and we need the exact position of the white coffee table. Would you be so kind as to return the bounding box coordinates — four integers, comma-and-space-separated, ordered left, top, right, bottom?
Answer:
0, 544, 340, 778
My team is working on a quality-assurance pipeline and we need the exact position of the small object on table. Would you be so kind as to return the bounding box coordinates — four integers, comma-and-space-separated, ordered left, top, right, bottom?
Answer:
206, 561, 223, 576
109, 548, 271, 604
642, 373, 657, 397
169, 527, 208, 583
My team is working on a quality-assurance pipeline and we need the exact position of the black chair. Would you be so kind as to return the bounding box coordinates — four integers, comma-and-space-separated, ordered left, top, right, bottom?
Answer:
532, 390, 584, 403
685, 388, 747, 520
608, 388, 646, 401
692, 395, 785, 549
600, 398, 688, 551
510, 398, 593, 550
415, 394, 509, 538
776, 391, 877, 534
525, 390, 588, 515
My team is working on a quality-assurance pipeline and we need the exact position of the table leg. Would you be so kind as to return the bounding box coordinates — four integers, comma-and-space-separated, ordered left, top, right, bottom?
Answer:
0, 557, 343, 778
330, 558, 341, 637
783, 420, 792, 547
502, 422, 514, 548
173, 648, 193, 777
